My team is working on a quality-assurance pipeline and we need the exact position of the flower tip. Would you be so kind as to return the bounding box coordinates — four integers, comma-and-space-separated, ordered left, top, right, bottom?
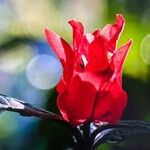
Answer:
44, 28, 60, 39
116, 14, 124, 19
68, 18, 77, 24
69, 18, 76, 21
126, 39, 133, 52
116, 14, 125, 23
129, 38, 133, 43
44, 28, 50, 35
127, 39, 133, 47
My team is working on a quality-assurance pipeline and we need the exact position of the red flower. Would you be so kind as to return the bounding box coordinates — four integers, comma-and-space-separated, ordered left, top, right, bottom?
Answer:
45, 14, 132, 126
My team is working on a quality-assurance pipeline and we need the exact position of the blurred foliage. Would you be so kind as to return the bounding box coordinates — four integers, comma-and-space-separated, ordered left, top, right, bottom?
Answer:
0, 0, 150, 150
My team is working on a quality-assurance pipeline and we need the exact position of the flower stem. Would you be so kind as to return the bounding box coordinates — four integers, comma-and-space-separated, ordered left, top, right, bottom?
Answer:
73, 123, 94, 150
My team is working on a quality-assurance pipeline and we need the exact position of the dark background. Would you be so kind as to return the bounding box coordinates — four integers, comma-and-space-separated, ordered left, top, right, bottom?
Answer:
0, 0, 150, 149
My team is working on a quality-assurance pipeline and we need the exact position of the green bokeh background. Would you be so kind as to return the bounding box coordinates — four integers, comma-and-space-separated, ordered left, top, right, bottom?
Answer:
0, 0, 150, 149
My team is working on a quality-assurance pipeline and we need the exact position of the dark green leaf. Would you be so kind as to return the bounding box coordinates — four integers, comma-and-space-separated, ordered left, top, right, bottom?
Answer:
91, 120, 150, 149
0, 94, 63, 122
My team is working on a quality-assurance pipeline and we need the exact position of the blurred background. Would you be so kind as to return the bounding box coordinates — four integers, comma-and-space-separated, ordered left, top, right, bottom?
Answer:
0, 0, 150, 149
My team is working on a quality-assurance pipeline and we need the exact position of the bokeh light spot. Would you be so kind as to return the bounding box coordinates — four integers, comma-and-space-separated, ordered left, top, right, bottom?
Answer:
26, 55, 62, 90
140, 34, 150, 65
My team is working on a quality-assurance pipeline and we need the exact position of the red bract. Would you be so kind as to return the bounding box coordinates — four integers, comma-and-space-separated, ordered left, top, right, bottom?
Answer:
45, 14, 132, 126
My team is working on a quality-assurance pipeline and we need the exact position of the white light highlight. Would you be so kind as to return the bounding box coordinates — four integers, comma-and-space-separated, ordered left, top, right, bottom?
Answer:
81, 54, 88, 67
26, 55, 62, 90
140, 34, 150, 65
86, 33, 94, 43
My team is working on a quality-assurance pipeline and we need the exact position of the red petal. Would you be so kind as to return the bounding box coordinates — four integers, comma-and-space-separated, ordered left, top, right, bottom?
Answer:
93, 78, 127, 124
112, 40, 132, 84
79, 36, 90, 56
74, 34, 94, 71
78, 34, 94, 58
101, 14, 125, 51
45, 29, 74, 84
57, 74, 97, 126
56, 79, 67, 93
85, 37, 109, 72
92, 29, 101, 38
68, 19, 84, 51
